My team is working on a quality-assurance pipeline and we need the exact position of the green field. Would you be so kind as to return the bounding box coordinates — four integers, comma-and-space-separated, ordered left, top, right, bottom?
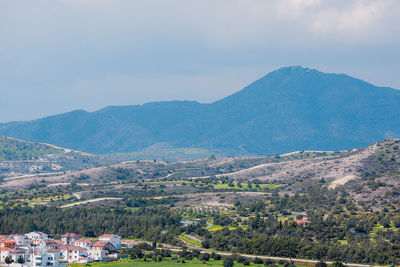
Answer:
179, 234, 202, 246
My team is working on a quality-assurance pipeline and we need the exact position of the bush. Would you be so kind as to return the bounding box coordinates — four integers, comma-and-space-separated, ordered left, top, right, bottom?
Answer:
254, 257, 263, 264
223, 258, 234, 267
200, 253, 210, 261
264, 259, 275, 266
284, 260, 295, 267
213, 253, 222, 260
202, 239, 210, 248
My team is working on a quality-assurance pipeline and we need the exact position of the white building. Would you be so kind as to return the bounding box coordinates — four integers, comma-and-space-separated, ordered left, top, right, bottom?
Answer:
61, 233, 81, 245
73, 239, 92, 249
0, 247, 27, 263
60, 245, 87, 263
25, 232, 48, 245
89, 241, 114, 261
29, 249, 61, 267
9, 235, 30, 246
99, 234, 121, 249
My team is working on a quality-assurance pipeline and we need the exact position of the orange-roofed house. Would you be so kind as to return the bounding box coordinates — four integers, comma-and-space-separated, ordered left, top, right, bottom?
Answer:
99, 234, 121, 249
61, 233, 81, 245
0, 247, 26, 263
60, 245, 87, 263
296, 219, 311, 226
0, 239, 16, 249
89, 241, 114, 261
74, 239, 93, 249
9, 234, 29, 246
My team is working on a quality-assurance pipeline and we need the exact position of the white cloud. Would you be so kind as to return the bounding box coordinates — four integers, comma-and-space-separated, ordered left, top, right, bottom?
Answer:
0, 0, 399, 122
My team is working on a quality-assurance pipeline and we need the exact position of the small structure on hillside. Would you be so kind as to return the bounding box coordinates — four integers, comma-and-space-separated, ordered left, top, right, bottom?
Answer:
296, 219, 311, 226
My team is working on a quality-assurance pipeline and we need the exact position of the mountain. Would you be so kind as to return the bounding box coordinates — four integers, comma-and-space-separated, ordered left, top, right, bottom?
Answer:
1, 66, 400, 155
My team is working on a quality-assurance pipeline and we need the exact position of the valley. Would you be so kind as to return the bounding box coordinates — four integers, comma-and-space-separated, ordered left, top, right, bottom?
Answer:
1, 138, 399, 265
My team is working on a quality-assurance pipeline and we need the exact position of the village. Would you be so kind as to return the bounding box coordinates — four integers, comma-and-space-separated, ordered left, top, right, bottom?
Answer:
0, 232, 122, 266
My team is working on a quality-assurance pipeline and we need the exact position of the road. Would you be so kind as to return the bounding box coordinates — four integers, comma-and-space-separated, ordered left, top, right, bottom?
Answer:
61, 197, 122, 208
168, 244, 380, 267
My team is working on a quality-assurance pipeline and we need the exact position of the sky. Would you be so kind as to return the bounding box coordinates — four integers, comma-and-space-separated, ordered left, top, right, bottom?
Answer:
0, 0, 399, 122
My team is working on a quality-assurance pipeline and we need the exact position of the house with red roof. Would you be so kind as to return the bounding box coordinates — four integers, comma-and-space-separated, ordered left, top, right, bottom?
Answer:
61, 233, 81, 245
9, 234, 30, 246
99, 234, 121, 249
60, 245, 87, 263
0, 239, 16, 249
89, 241, 114, 261
0, 247, 26, 263
74, 239, 93, 249
296, 219, 311, 226
39, 239, 62, 250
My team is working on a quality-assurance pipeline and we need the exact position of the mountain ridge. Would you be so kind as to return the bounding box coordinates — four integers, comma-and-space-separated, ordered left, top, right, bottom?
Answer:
1, 66, 399, 155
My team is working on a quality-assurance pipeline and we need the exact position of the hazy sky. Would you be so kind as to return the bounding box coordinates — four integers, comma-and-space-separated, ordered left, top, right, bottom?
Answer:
1, 0, 399, 122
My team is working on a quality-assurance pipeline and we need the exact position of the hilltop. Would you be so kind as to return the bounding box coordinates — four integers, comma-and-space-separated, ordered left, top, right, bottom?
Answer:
0, 66, 399, 155
0, 136, 100, 179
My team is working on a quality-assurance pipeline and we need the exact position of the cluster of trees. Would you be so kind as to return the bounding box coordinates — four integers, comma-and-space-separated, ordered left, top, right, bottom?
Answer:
0, 206, 181, 243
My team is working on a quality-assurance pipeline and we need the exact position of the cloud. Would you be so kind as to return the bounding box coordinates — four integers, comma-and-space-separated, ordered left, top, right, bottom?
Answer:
0, 0, 399, 122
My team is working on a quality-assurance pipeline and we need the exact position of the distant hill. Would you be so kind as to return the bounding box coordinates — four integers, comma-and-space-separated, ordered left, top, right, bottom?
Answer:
0, 136, 100, 178
1, 66, 400, 155
0, 136, 63, 161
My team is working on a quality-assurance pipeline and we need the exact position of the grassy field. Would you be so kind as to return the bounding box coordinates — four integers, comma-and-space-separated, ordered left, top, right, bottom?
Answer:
207, 225, 236, 232
179, 234, 202, 246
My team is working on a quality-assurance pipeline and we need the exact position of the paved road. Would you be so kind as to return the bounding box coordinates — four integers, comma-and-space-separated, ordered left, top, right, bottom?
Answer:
61, 197, 122, 208
167, 246, 379, 267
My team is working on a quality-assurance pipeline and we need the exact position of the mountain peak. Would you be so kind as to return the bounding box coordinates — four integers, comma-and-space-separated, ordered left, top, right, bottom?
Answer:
273, 65, 317, 75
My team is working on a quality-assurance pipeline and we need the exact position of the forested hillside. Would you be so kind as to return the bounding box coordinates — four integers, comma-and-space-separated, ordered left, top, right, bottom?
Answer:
0, 136, 63, 161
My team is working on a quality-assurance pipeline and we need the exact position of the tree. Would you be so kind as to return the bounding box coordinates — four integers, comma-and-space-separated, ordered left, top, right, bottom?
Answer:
17, 256, 25, 264
332, 261, 344, 267
200, 253, 210, 261
315, 260, 327, 267
254, 257, 263, 264
223, 258, 234, 267
213, 253, 222, 260
5, 256, 13, 265
247, 181, 252, 189
202, 239, 210, 249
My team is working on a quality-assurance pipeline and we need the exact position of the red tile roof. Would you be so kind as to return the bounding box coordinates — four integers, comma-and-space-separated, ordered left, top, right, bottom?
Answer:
75, 239, 92, 243
296, 219, 311, 224
60, 245, 87, 251
62, 233, 81, 238
92, 241, 109, 247
99, 234, 113, 238
1, 239, 16, 244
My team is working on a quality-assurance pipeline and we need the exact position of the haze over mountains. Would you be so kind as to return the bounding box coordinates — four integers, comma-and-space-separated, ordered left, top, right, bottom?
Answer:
1, 66, 400, 155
